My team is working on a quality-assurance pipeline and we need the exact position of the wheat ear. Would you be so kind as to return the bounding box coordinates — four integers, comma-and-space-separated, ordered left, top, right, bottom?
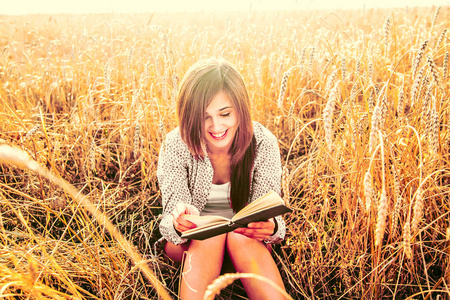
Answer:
429, 102, 439, 154
426, 54, 442, 89
368, 105, 382, 153
431, 6, 441, 29
403, 219, 413, 260
435, 28, 447, 51
22, 124, 41, 143
323, 85, 337, 152
281, 165, 290, 204
277, 69, 291, 110
375, 131, 387, 248
203, 273, 293, 300
383, 15, 391, 55
133, 123, 141, 159
411, 186, 424, 236
410, 65, 425, 108
412, 40, 429, 78
391, 164, 402, 236
443, 51, 448, 81
341, 57, 346, 80
397, 85, 405, 117
309, 46, 315, 69
364, 169, 374, 214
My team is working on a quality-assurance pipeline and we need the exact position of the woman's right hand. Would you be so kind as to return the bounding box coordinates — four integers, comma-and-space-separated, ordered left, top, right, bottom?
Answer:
172, 203, 199, 232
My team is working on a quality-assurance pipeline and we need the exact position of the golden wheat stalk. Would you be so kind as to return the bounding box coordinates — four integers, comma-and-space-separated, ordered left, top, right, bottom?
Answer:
0, 145, 173, 300
281, 165, 290, 204
104, 61, 111, 94
22, 124, 41, 143
309, 46, 315, 69
435, 28, 447, 51
356, 112, 368, 137
340, 264, 352, 293
367, 88, 375, 112
411, 186, 424, 236
171, 72, 178, 109
277, 69, 291, 111
397, 85, 405, 117
203, 273, 293, 300
364, 169, 374, 214
431, 6, 441, 29
426, 54, 442, 89
390, 164, 402, 236
341, 57, 346, 81
287, 103, 295, 131
368, 105, 382, 153
383, 15, 391, 55
412, 40, 429, 79
375, 131, 387, 248
429, 103, 439, 154
325, 68, 338, 95
323, 85, 337, 153
445, 227, 450, 286
375, 189, 387, 247
410, 65, 425, 108
134, 122, 141, 159
379, 94, 388, 129
403, 219, 413, 260
368, 56, 374, 81
307, 159, 314, 191
297, 47, 307, 73
443, 51, 448, 81
355, 58, 361, 77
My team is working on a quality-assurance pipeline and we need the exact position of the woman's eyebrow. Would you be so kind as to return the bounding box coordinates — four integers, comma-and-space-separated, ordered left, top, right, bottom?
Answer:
218, 106, 232, 112
205, 106, 232, 116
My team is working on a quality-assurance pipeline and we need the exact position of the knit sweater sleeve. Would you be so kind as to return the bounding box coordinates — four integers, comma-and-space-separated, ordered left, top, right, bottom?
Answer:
251, 123, 286, 244
157, 129, 191, 245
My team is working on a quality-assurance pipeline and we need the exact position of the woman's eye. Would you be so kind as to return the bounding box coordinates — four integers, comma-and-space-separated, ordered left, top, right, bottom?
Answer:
221, 113, 230, 117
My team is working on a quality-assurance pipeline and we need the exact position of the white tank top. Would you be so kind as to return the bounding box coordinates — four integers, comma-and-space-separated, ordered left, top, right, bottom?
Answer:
201, 182, 234, 219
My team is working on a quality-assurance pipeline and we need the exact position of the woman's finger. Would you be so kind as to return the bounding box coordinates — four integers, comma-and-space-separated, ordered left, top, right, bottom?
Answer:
175, 215, 197, 231
234, 227, 273, 239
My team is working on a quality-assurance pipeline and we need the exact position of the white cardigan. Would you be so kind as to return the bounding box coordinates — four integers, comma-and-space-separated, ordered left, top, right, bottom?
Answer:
157, 121, 286, 245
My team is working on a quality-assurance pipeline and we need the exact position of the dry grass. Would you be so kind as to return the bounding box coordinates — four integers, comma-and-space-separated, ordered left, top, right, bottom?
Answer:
0, 6, 449, 299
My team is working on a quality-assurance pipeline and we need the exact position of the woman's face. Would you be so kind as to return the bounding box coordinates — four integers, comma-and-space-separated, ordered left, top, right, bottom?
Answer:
203, 90, 238, 154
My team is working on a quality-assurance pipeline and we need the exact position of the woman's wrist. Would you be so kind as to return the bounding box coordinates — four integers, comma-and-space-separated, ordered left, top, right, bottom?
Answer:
271, 218, 278, 236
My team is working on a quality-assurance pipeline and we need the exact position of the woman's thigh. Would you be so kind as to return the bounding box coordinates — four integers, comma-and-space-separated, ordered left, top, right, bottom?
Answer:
164, 240, 190, 262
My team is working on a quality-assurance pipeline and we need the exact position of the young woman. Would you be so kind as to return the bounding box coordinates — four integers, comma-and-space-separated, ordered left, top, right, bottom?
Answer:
157, 58, 287, 300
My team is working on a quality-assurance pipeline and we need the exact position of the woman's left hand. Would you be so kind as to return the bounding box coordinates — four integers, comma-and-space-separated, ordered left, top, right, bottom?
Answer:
233, 218, 275, 241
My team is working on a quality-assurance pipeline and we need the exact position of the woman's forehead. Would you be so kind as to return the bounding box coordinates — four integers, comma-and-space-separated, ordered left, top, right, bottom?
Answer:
205, 91, 233, 113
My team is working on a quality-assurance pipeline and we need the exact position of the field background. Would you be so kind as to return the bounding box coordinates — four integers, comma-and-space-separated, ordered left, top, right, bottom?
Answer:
0, 5, 449, 299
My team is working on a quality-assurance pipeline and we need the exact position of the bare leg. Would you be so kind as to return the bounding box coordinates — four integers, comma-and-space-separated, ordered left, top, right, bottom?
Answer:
165, 235, 226, 300
164, 240, 190, 262
226, 232, 286, 300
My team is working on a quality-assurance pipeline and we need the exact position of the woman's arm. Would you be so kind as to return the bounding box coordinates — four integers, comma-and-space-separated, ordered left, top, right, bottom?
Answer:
157, 129, 196, 245
248, 125, 286, 244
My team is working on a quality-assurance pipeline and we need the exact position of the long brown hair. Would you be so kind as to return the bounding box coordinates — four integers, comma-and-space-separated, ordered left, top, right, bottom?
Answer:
177, 59, 255, 212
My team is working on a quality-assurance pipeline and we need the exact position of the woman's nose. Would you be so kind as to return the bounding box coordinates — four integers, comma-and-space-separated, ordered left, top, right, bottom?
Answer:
210, 117, 221, 131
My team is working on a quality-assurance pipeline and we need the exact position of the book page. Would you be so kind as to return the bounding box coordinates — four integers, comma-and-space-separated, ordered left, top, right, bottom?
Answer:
183, 214, 230, 227
182, 220, 230, 235
232, 190, 283, 221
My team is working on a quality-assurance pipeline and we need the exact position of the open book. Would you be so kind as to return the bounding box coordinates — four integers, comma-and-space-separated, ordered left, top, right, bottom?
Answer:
181, 190, 292, 240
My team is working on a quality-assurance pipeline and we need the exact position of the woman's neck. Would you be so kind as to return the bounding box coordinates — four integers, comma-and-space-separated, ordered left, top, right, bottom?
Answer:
206, 144, 231, 159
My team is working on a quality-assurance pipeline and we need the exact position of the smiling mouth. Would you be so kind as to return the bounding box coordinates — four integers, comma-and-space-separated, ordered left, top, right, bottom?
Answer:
210, 130, 228, 140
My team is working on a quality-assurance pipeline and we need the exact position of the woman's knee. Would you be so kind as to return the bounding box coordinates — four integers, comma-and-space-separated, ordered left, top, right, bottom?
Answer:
226, 232, 270, 255
164, 241, 189, 262
188, 234, 227, 252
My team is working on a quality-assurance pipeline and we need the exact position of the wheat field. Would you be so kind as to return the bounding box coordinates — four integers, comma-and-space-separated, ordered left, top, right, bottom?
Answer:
0, 6, 449, 299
